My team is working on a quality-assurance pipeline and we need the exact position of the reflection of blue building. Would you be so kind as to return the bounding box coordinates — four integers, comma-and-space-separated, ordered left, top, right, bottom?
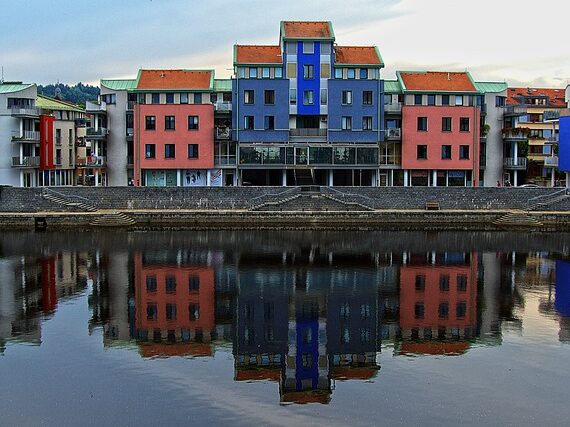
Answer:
559, 115, 570, 184
555, 260, 570, 317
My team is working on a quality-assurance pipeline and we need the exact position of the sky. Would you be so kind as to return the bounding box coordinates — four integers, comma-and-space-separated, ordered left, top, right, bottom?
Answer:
1, 0, 569, 88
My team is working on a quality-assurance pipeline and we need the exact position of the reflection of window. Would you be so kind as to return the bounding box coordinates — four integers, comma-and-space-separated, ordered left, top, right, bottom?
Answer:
439, 302, 449, 319
264, 302, 274, 320
166, 275, 176, 293
166, 303, 177, 320
146, 275, 157, 292
340, 302, 350, 318
244, 303, 253, 320
302, 353, 313, 369
265, 327, 274, 342
360, 328, 371, 344
415, 303, 425, 319
439, 274, 450, 291
415, 274, 426, 291
457, 274, 468, 291
188, 275, 200, 292
361, 303, 370, 319
341, 327, 350, 344
189, 304, 200, 321
456, 302, 467, 318
244, 327, 254, 345
302, 327, 312, 344
147, 304, 157, 320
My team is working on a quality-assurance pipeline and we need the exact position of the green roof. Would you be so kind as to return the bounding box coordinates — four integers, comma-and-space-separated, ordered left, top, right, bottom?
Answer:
213, 79, 232, 92
384, 80, 402, 93
474, 81, 508, 93
36, 94, 84, 112
0, 83, 35, 94
100, 79, 137, 91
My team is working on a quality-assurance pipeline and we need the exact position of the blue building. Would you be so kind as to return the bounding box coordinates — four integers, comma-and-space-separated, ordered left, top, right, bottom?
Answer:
559, 113, 570, 187
233, 21, 384, 186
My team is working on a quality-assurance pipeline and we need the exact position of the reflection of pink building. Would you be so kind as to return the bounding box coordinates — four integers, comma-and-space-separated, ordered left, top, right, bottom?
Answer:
132, 70, 216, 186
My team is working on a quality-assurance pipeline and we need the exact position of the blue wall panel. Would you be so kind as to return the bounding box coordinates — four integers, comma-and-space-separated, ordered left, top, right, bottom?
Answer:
559, 116, 570, 172
296, 41, 320, 115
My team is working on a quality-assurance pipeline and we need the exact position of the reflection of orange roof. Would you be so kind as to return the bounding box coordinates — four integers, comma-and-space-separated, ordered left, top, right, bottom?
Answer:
137, 70, 212, 90
281, 391, 331, 405
400, 71, 476, 92
235, 368, 280, 382
335, 46, 382, 66
235, 45, 282, 64
139, 342, 212, 358
507, 87, 566, 107
331, 366, 379, 380
282, 21, 332, 39
400, 341, 470, 356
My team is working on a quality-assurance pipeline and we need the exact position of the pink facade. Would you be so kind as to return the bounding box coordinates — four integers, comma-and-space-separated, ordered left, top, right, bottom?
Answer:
401, 105, 481, 185
133, 103, 214, 184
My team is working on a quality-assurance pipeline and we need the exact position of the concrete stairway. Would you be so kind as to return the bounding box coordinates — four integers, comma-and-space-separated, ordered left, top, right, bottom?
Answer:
42, 190, 98, 212
493, 210, 543, 227
89, 211, 136, 227
253, 193, 371, 212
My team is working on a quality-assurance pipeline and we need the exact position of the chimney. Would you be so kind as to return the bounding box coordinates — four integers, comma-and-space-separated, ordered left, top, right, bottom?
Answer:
447, 72, 450, 81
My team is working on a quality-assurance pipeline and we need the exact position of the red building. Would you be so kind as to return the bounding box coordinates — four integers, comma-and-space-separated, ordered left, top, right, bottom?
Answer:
399, 71, 482, 186
132, 69, 218, 186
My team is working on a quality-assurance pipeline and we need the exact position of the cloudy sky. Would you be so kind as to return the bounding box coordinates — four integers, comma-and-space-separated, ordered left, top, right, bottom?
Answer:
1, 0, 569, 87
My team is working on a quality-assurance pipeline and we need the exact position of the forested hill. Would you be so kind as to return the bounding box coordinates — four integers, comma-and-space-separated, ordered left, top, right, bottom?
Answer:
37, 83, 100, 105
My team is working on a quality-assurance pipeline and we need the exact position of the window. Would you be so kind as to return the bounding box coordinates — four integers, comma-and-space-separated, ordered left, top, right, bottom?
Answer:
417, 117, 428, 131
188, 275, 200, 292
414, 94, 423, 105
442, 117, 452, 132
334, 68, 343, 79
249, 67, 257, 78
460, 117, 470, 132
303, 64, 314, 79
456, 302, 467, 318
180, 93, 189, 104
188, 115, 199, 130
286, 42, 297, 54
347, 68, 356, 79
442, 145, 452, 159
244, 90, 254, 104
166, 304, 177, 321
264, 90, 275, 105
303, 90, 314, 105
244, 116, 254, 130
417, 145, 428, 159
165, 144, 176, 159
189, 304, 200, 321
495, 96, 506, 107
455, 95, 464, 106
321, 63, 330, 78
262, 67, 270, 78
360, 68, 368, 79
440, 274, 450, 291
457, 274, 468, 291
415, 303, 425, 319
138, 93, 146, 104
275, 67, 283, 78
188, 144, 199, 159
442, 94, 450, 106
415, 274, 426, 291
152, 93, 160, 104
290, 89, 297, 105
302, 353, 313, 368
146, 276, 157, 292
194, 93, 202, 104
427, 94, 436, 105
459, 145, 470, 159
362, 116, 373, 131
303, 41, 314, 54
439, 302, 449, 319
165, 116, 175, 130
145, 115, 156, 130
287, 63, 297, 78
147, 304, 157, 321
320, 88, 327, 105
264, 115, 275, 130
145, 144, 156, 159
363, 91, 373, 105
341, 116, 352, 130
166, 93, 174, 104
342, 90, 352, 105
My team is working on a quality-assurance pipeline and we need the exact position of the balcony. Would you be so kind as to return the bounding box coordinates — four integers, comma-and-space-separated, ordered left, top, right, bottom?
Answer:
384, 102, 402, 113
379, 154, 402, 166
87, 127, 108, 139
11, 106, 39, 117
215, 127, 231, 139
503, 106, 527, 117
75, 118, 87, 127
76, 155, 107, 167
214, 101, 232, 112
502, 128, 529, 141
504, 157, 527, 169
214, 155, 237, 166
11, 156, 40, 168
127, 101, 135, 110
545, 136, 558, 144
11, 130, 40, 142
127, 155, 134, 166
544, 156, 559, 167
289, 128, 327, 142
385, 128, 401, 140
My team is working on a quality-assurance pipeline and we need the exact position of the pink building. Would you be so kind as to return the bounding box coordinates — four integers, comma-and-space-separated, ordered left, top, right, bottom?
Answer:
132, 69, 220, 186
399, 71, 482, 187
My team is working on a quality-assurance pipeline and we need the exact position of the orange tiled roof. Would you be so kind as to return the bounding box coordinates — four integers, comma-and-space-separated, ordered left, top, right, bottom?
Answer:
281, 391, 331, 404
136, 70, 212, 90
399, 71, 477, 92
399, 341, 470, 356
507, 87, 566, 107
331, 366, 379, 380
282, 21, 332, 39
335, 46, 382, 66
235, 45, 282, 64
235, 368, 281, 382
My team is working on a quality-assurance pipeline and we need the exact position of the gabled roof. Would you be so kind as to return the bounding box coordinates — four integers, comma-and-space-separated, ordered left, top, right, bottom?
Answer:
135, 69, 214, 92
234, 45, 282, 65
0, 82, 35, 94
397, 71, 478, 93
334, 46, 383, 67
474, 81, 508, 93
280, 21, 334, 40
36, 94, 84, 113
100, 79, 137, 91
384, 80, 402, 94
507, 87, 566, 107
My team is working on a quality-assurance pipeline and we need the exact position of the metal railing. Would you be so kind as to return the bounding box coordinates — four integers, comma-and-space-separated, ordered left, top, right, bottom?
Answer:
384, 102, 402, 113
12, 130, 40, 141
76, 156, 107, 167
385, 128, 401, 139
10, 106, 39, 116
127, 101, 135, 110
544, 156, 559, 167
289, 128, 327, 137
215, 101, 232, 111
215, 127, 231, 139
87, 127, 108, 137
504, 157, 527, 168
502, 129, 528, 140
214, 155, 237, 165
11, 156, 40, 167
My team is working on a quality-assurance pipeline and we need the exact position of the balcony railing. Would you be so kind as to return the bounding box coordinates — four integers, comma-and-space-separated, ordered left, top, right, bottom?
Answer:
379, 154, 402, 166
127, 155, 134, 166
215, 127, 231, 139
12, 130, 40, 141
384, 102, 402, 113
504, 157, 527, 168
546, 136, 558, 143
76, 156, 107, 167
11, 106, 39, 117
544, 156, 559, 167
289, 128, 327, 137
504, 106, 527, 116
385, 128, 401, 140
87, 127, 108, 137
214, 155, 237, 165
11, 156, 40, 167
75, 118, 87, 127
215, 101, 232, 112
502, 129, 529, 140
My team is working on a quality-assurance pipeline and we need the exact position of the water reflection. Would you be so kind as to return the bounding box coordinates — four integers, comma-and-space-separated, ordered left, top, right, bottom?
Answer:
1, 233, 570, 407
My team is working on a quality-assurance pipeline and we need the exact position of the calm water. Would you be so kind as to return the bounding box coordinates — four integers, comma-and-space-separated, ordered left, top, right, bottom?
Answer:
1, 230, 570, 426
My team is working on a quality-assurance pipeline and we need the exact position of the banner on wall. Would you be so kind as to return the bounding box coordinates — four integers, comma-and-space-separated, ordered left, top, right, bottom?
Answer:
183, 170, 207, 187
210, 169, 223, 187
146, 170, 165, 187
